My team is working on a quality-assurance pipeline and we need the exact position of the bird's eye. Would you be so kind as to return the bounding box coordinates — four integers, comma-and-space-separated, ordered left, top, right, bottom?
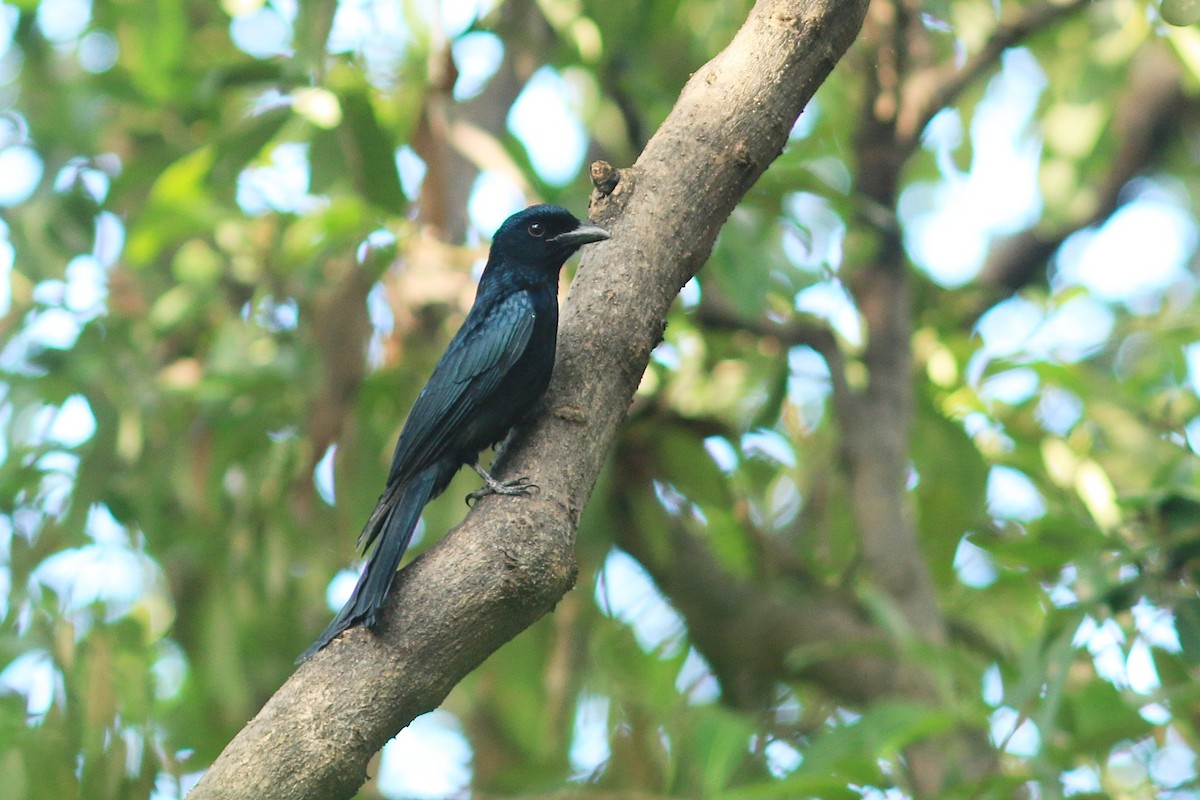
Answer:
528, 222, 545, 238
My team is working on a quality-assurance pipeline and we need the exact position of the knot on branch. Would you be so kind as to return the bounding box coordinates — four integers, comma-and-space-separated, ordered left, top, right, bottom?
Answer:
590, 160, 620, 195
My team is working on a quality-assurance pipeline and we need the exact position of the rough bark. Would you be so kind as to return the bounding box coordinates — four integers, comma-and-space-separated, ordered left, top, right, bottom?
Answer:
186, 2, 870, 798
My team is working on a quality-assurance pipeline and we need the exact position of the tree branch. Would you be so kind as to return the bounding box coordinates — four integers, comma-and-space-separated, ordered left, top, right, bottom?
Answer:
186, 2, 870, 798
838, 3, 1003, 790
609, 453, 895, 710
690, 298, 855, 425
897, 0, 1091, 149
691, 297, 839, 360
848, 0, 940, 646
976, 46, 1187, 294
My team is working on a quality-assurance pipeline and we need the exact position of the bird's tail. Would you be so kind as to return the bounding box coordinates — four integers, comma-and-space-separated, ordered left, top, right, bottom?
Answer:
297, 468, 438, 662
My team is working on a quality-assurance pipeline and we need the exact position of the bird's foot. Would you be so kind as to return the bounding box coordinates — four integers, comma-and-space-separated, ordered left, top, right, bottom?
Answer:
466, 463, 539, 506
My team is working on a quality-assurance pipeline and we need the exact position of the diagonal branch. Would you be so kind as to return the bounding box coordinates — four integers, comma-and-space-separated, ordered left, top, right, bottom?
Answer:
693, 298, 837, 354
896, 0, 1091, 148
691, 298, 855, 426
977, 47, 1187, 294
186, 2, 870, 798
609, 475, 895, 710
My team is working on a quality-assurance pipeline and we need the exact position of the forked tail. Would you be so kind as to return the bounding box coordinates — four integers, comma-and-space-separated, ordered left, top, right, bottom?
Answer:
296, 468, 438, 662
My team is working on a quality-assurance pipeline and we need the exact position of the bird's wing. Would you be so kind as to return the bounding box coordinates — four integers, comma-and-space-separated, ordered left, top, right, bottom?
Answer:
384, 289, 538, 483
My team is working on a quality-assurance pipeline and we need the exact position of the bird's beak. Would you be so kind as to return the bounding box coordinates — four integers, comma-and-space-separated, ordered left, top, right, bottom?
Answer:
549, 223, 610, 247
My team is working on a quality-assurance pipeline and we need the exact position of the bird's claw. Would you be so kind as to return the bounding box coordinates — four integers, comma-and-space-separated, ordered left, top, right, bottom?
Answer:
466, 469, 539, 506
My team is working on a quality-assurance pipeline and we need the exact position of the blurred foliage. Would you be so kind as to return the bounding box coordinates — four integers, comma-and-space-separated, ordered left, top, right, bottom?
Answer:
1, 0, 1200, 798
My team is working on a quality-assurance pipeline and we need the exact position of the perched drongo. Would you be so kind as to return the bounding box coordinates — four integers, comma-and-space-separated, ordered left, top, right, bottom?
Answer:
299, 205, 609, 661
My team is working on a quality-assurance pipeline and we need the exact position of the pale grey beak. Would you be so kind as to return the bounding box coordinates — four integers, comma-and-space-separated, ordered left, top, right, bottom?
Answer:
549, 223, 610, 247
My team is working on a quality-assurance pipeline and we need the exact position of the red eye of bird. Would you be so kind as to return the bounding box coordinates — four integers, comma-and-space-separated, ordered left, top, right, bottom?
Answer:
528, 222, 545, 237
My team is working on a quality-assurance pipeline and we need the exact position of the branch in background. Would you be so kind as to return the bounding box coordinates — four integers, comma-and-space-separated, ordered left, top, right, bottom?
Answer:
844, 0, 1094, 660
842, 3, 998, 790
608, 419, 997, 787
610, 471, 895, 710
690, 298, 855, 424
650, 289, 995, 793
187, 3, 870, 798
447, 118, 537, 198
977, 47, 1187, 294
599, 55, 650, 155
692, 299, 836, 354
306, 253, 377, 471
897, 0, 1092, 149
847, 0, 939, 644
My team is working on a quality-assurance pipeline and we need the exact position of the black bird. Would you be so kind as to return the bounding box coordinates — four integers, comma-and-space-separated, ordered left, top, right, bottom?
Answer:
299, 205, 609, 661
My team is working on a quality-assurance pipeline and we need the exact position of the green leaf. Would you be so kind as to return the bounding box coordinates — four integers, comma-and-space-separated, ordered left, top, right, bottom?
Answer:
337, 91, 407, 213
706, 208, 792, 318
293, 0, 340, 75
655, 424, 730, 507
1161, 0, 1200, 26
912, 391, 989, 585
1175, 598, 1200, 667
308, 125, 346, 196
1058, 680, 1152, 756
690, 710, 758, 795
125, 147, 217, 266
733, 701, 959, 797
207, 107, 293, 200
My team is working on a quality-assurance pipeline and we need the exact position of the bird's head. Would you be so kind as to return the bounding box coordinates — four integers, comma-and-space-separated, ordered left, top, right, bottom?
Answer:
485, 204, 610, 276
